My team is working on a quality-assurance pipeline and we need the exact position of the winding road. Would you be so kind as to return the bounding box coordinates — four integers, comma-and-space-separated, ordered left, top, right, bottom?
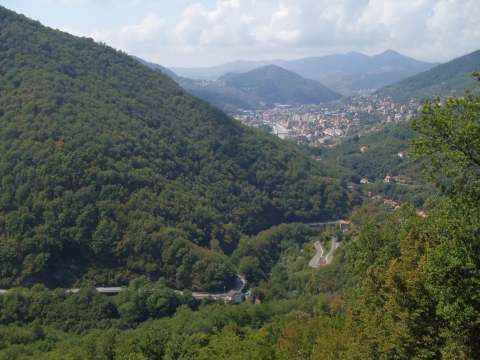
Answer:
309, 237, 339, 268
308, 241, 325, 268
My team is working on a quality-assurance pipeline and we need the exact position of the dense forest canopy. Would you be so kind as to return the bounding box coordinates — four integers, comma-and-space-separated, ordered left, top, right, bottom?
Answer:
1, 86, 479, 359
314, 120, 435, 206
0, 6, 351, 290
318, 121, 417, 181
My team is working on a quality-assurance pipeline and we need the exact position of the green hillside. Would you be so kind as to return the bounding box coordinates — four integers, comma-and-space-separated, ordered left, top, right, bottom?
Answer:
220, 65, 341, 105
320, 121, 417, 181
0, 7, 350, 290
316, 121, 435, 206
377, 50, 480, 102
180, 78, 263, 110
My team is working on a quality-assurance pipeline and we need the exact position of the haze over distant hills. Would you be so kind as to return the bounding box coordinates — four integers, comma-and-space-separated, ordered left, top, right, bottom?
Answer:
134, 56, 178, 79
172, 50, 437, 96
377, 50, 480, 102
136, 49, 480, 111
140, 60, 341, 111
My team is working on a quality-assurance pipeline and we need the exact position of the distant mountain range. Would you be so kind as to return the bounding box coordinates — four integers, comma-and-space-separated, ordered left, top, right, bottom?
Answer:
376, 50, 480, 102
140, 49, 480, 110
139, 60, 341, 110
172, 50, 437, 96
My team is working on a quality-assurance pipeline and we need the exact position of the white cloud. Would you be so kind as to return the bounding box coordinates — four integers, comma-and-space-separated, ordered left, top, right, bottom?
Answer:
47, 0, 84, 4
254, 3, 301, 44
173, 0, 256, 47
250, 0, 480, 61
86, 12, 166, 52
75, 0, 480, 66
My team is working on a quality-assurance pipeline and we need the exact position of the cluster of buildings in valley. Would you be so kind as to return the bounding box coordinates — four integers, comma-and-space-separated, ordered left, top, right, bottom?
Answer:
232, 96, 420, 145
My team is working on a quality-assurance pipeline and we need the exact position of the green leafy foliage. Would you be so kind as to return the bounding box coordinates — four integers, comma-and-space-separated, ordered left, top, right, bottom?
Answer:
316, 120, 435, 206
233, 223, 316, 283
413, 94, 480, 199
0, 279, 195, 333
320, 121, 417, 181
338, 81, 480, 358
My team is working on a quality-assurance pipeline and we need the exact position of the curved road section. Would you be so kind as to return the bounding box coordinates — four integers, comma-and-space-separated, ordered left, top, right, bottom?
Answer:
309, 237, 339, 268
308, 241, 324, 268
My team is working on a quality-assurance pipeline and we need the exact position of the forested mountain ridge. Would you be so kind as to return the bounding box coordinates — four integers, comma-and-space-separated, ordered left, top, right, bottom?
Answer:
377, 49, 480, 102
0, 6, 351, 290
219, 65, 341, 105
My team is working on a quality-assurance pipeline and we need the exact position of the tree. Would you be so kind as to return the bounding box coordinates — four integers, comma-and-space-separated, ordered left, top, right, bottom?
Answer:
413, 90, 480, 201
239, 256, 264, 283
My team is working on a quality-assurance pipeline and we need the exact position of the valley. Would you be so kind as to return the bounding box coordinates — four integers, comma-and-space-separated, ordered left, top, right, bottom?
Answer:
0, 2, 479, 359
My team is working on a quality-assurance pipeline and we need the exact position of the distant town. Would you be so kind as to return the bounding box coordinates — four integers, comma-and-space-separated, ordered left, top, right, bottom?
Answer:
232, 96, 420, 145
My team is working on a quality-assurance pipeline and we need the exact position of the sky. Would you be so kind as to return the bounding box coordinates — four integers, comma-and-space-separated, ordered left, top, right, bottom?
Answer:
1, 0, 479, 68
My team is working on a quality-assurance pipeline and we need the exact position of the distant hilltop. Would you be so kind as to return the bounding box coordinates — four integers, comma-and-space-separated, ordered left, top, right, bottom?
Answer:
376, 49, 480, 102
